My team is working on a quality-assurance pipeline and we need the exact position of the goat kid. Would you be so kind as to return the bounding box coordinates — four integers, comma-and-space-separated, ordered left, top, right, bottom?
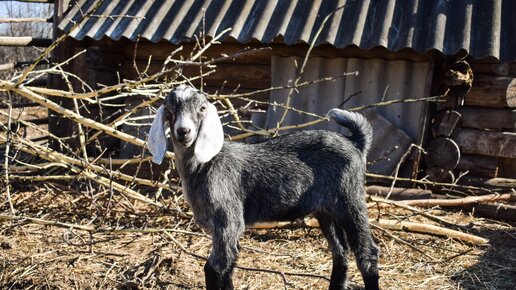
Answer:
148, 85, 380, 290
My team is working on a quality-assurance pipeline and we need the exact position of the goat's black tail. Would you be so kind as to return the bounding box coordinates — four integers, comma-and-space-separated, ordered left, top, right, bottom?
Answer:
328, 108, 373, 155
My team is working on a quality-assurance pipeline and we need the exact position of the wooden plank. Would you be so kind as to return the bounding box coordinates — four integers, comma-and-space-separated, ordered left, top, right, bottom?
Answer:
458, 106, 516, 130
470, 62, 510, 76
456, 154, 499, 177
0, 61, 49, 71
434, 110, 461, 137
7, 117, 48, 128
0, 17, 50, 23
0, 36, 52, 47
484, 177, 516, 188
0, 102, 39, 109
467, 203, 516, 222
498, 157, 516, 178
361, 109, 413, 175
425, 167, 454, 183
119, 61, 271, 89
116, 39, 430, 63
454, 128, 516, 158
511, 62, 516, 77
411, 51, 437, 180
0, 62, 14, 71
2, 0, 54, 3
121, 42, 272, 64
465, 74, 516, 108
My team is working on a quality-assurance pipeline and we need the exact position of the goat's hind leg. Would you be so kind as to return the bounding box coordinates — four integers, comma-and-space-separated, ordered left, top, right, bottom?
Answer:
316, 213, 349, 290
333, 199, 380, 290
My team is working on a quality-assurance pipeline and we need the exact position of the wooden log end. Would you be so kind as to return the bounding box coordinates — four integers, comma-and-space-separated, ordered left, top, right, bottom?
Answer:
425, 137, 461, 170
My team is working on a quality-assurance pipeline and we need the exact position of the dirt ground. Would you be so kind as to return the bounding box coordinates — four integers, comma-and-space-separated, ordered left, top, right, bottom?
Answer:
0, 181, 515, 290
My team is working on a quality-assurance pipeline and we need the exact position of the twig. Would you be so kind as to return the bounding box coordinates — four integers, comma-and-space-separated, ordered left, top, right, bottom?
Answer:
0, 81, 175, 160
366, 173, 495, 193
249, 218, 488, 245
9, 175, 77, 181
0, 133, 163, 207
229, 95, 440, 140
371, 220, 489, 245
370, 223, 437, 261
369, 196, 461, 229
276, 5, 348, 132
3, 92, 15, 214
386, 144, 425, 199
161, 231, 330, 282
401, 193, 516, 207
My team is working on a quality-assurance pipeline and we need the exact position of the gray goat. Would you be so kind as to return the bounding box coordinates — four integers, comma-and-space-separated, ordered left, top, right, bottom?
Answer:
148, 85, 380, 290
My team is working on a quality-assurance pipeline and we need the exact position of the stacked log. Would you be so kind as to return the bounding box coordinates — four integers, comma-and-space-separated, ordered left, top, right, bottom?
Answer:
427, 60, 516, 183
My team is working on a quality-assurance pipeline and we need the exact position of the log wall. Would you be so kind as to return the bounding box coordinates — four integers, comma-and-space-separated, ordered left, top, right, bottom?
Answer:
429, 60, 516, 180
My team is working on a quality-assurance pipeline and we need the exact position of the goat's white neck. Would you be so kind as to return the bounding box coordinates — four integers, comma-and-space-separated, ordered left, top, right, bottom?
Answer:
172, 139, 205, 177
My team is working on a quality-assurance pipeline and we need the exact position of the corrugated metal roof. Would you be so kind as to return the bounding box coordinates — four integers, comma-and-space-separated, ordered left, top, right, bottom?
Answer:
59, 0, 516, 62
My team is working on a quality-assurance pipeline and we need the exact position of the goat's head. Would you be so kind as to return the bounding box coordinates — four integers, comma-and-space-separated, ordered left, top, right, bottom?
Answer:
147, 85, 224, 164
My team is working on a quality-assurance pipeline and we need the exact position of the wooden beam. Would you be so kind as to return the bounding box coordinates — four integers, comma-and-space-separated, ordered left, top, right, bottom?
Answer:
458, 106, 516, 130
456, 155, 499, 178
0, 62, 14, 71
484, 177, 516, 188
454, 128, 516, 158
470, 62, 510, 76
119, 61, 271, 90
115, 40, 430, 63
0, 102, 39, 109
465, 74, 516, 108
0, 36, 52, 47
0, 0, 55, 3
0, 17, 50, 23
467, 203, 516, 221
0, 60, 49, 71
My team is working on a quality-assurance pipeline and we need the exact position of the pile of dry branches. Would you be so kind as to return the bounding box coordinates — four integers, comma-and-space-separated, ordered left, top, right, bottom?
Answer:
1, 21, 515, 289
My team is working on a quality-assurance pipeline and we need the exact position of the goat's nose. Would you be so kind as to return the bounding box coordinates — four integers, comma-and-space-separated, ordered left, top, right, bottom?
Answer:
176, 127, 191, 137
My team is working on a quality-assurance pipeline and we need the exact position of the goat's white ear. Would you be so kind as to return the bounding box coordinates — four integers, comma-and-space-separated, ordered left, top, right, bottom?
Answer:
147, 105, 167, 164
194, 102, 223, 163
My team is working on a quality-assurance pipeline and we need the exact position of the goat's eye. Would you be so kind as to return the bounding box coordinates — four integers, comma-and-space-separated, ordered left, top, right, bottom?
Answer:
199, 106, 207, 113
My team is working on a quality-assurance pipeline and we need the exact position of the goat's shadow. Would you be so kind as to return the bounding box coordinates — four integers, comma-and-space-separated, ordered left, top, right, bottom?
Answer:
451, 226, 516, 289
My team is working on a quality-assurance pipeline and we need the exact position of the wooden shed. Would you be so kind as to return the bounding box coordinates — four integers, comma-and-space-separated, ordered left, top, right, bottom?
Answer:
51, 0, 516, 183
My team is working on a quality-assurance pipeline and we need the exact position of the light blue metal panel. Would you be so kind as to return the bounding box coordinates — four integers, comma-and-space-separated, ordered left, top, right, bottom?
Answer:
264, 56, 430, 174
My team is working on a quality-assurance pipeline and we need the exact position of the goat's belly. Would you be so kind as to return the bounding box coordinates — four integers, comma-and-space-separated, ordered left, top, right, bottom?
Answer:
243, 204, 311, 226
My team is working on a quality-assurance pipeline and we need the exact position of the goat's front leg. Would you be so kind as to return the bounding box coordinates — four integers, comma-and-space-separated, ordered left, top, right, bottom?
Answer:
204, 211, 243, 290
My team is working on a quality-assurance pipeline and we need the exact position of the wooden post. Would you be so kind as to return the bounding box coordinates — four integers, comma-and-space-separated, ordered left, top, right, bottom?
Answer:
48, 0, 76, 150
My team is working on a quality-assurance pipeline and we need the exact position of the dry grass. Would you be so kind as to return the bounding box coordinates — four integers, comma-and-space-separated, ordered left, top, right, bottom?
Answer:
1, 182, 514, 290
